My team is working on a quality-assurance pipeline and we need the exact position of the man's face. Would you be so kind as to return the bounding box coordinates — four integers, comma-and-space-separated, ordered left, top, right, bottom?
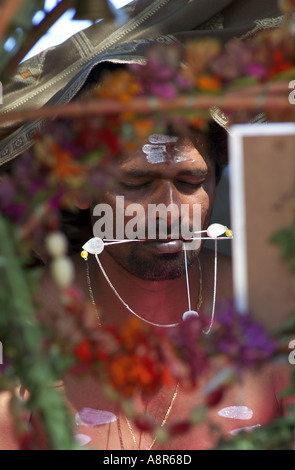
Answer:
93, 133, 216, 280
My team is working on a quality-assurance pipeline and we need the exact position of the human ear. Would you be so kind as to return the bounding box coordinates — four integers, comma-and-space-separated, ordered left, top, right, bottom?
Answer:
73, 193, 91, 210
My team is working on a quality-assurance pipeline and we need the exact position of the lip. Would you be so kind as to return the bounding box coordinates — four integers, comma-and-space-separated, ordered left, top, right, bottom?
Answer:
143, 239, 184, 254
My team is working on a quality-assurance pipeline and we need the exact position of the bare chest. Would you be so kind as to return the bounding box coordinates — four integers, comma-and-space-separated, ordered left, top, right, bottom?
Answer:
62, 369, 279, 451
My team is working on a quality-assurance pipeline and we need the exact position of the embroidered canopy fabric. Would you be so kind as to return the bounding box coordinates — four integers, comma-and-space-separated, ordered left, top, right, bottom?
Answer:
0, 0, 282, 165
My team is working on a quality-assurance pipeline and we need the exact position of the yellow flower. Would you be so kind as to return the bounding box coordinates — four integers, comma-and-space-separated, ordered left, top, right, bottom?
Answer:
184, 39, 221, 76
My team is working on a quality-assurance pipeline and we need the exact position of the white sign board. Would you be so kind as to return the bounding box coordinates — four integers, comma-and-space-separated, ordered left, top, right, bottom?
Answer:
229, 123, 295, 330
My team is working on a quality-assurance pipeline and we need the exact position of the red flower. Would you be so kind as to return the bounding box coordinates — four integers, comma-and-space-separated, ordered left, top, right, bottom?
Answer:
75, 339, 92, 362
133, 415, 155, 432
75, 122, 120, 157
168, 420, 192, 437
62, 286, 85, 314
205, 385, 226, 408
267, 49, 293, 78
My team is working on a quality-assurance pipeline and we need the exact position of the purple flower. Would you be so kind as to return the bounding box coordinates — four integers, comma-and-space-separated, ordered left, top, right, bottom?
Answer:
0, 176, 27, 221
48, 190, 64, 210
214, 303, 277, 366
0, 176, 17, 206
209, 40, 265, 83
149, 82, 178, 99
130, 43, 186, 100
147, 59, 176, 80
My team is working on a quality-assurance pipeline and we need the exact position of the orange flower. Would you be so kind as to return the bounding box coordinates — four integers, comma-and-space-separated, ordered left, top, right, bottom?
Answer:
188, 116, 207, 130
123, 141, 137, 153
96, 70, 141, 102
120, 318, 149, 351
121, 111, 135, 122
196, 75, 222, 92
107, 318, 165, 396
132, 118, 154, 139
108, 353, 162, 396
50, 143, 85, 180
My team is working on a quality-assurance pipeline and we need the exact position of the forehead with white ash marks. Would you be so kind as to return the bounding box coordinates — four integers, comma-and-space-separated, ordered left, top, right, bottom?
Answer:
142, 134, 197, 165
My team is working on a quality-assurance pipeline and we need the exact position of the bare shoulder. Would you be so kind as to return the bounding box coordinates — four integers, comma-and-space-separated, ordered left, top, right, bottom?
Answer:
35, 253, 86, 316
0, 392, 21, 450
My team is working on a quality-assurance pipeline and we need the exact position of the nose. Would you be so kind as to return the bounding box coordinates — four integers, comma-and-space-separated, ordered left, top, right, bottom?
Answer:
149, 181, 182, 234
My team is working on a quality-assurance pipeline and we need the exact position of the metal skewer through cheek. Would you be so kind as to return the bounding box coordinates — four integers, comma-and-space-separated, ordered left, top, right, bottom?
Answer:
81, 224, 232, 331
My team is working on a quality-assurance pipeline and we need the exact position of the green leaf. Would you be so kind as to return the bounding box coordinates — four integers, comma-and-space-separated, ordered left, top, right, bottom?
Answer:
225, 76, 259, 90
0, 215, 77, 449
272, 67, 295, 81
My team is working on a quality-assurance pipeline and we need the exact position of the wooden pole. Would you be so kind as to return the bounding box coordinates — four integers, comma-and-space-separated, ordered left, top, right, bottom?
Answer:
0, 83, 292, 125
0, 0, 27, 42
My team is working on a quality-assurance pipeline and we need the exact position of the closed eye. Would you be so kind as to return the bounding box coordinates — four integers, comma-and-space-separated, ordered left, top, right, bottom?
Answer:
120, 181, 151, 190
176, 179, 205, 191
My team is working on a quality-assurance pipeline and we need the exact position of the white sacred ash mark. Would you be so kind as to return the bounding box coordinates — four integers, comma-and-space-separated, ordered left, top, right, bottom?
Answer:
75, 408, 117, 427
142, 134, 192, 164
218, 406, 253, 420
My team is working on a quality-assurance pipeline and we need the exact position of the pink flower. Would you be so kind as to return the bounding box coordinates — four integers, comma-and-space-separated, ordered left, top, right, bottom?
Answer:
245, 63, 267, 79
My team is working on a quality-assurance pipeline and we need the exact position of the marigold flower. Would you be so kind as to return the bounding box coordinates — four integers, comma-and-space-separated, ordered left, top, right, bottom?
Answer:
123, 141, 137, 152
96, 69, 141, 102
132, 118, 154, 139
196, 75, 222, 92
188, 116, 207, 130
108, 353, 162, 396
50, 143, 85, 180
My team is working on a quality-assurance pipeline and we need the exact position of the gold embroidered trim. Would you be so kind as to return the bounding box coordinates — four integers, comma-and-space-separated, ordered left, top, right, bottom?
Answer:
239, 15, 284, 40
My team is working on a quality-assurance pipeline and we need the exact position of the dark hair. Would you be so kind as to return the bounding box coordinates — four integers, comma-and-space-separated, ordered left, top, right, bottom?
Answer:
206, 119, 228, 184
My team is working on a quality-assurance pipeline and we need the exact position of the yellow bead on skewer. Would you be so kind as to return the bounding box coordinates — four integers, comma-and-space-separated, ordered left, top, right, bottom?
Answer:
225, 227, 233, 237
81, 250, 89, 261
